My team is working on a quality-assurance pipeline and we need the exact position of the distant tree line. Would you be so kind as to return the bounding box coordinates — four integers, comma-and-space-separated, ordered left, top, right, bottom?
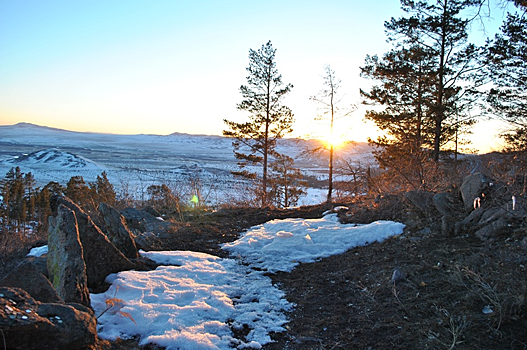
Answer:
0, 167, 116, 236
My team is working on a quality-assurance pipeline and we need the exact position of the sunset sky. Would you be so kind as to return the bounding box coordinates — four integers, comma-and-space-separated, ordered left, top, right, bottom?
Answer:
0, 0, 511, 152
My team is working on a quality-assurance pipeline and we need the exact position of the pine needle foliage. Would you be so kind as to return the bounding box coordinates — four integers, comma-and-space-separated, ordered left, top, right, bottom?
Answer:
223, 41, 294, 207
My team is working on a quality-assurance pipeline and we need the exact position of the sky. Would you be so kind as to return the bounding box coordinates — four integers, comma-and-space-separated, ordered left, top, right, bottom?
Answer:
0, 0, 513, 152
29, 213, 405, 349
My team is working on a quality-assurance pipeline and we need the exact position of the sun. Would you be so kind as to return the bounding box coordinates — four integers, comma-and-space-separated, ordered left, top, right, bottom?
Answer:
321, 132, 347, 149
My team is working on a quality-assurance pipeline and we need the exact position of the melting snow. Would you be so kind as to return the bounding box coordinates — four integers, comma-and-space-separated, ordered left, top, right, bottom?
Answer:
90, 214, 405, 349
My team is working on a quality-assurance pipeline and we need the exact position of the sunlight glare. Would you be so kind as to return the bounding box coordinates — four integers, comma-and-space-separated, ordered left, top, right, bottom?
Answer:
322, 132, 347, 149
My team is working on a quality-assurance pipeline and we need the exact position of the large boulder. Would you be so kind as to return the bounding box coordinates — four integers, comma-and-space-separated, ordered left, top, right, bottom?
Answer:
47, 204, 90, 306
474, 213, 511, 240
98, 202, 139, 259
0, 257, 61, 303
51, 196, 134, 288
455, 200, 526, 240
0, 287, 98, 350
121, 207, 177, 236
460, 172, 492, 212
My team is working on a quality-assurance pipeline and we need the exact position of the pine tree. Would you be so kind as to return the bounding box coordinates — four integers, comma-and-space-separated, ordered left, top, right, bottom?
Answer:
268, 154, 307, 208
0, 167, 37, 232
223, 40, 294, 207
91, 171, 117, 206
382, 0, 483, 161
361, 44, 442, 190
485, 11, 527, 151
65, 175, 91, 206
361, 45, 436, 151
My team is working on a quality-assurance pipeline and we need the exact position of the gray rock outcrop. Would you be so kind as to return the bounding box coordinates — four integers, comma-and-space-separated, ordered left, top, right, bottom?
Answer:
433, 191, 460, 217
0, 287, 98, 350
47, 204, 90, 307
98, 202, 139, 258
404, 173, 525, 240
120, 207, 178, 250
460, 172, 491, 212
121, 207, 176, 236
0, 257, 61, 303
51, 196, 134, 287
433, 189, 464, 235
133, 230, 164, 251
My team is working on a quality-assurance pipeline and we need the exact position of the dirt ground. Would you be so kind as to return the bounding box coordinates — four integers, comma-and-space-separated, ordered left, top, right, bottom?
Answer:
264, 228, 527, 349
126, 203, 527, 350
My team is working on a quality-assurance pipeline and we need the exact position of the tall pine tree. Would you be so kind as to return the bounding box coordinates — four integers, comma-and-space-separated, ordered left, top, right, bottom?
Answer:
380, 0, 482, 161
361, 44, 441, 189
223, 41, 294, 207
485, 11, 527, 151
361, 44, 438, 153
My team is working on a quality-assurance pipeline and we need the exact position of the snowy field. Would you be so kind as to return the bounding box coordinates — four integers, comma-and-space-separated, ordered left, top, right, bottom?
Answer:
0, 123, 374, 207
86, 214, 405, 349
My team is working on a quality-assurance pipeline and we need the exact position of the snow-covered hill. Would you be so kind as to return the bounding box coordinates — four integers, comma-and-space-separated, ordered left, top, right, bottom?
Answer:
4, 149, 104, 170
0, 123, 375, 205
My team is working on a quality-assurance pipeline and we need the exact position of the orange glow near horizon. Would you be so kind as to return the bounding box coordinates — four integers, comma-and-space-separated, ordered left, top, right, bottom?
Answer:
320, 131, 348, 150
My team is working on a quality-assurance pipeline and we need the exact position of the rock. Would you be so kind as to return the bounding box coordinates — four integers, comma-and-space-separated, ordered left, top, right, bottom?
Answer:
405, 190, 436, 214
134, 231, 164, 251
98, 202, 139, 259
417, 227, 432, 235
0, 257, 61, 303
479, 206, 510, 226
51, 196, 134, 288
521, 236, 527, 248
37, 302, 98, 349
460, 172, 491, 212
121, 207, 177, 236
23, 255, 49, 276
454, 202, 525, 240
455, 207, 485, 235
474, 215, 510, 240
142, 205, 162, 218
0, 287, 98, 350
390, 269, 407, 284
431, 190, 465, 236
47, 204, 90, 306
433, 191, 460, 217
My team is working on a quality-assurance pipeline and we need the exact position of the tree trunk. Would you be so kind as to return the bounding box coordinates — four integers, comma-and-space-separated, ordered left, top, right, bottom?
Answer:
327, 84, 335, 203
262, 69, 271, 207
433, 0, 448, 162
328, 144, 334, 203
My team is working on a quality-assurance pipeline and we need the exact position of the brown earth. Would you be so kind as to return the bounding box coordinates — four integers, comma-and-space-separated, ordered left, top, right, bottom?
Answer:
108, 203, 527, 350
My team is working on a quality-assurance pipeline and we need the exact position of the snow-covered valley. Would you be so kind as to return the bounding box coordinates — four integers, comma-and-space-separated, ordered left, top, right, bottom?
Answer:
0, 123, 375, 206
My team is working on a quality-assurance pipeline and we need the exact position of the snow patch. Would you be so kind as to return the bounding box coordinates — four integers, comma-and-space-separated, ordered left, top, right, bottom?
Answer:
27, 245, 48, 257
91, 215, 404, 349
